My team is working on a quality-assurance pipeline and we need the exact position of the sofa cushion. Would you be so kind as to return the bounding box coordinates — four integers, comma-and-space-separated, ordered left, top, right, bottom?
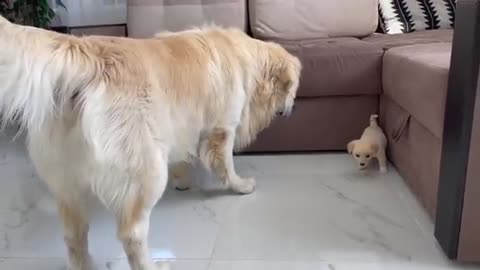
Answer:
383, 43, 451, 139
127, 0, 247, 38
363, 29, 453, 50
279, 38, 383, 97
249, 0, 378, 40
378, 0, 456, 34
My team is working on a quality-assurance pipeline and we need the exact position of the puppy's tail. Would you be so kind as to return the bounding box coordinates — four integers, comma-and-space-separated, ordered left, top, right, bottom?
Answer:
369, 114, 379, 127
0, 16, 98, 132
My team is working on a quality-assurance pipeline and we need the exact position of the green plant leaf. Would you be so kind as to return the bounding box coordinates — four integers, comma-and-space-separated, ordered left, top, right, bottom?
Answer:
55, 0, 67, 11
0, 0, 60, 28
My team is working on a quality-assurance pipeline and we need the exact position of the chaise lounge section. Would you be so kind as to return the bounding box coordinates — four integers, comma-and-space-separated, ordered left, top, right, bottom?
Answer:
377, 40, 452, 217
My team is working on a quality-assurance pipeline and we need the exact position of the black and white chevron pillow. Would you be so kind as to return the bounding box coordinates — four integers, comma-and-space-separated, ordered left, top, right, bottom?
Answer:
379, 0, 456, 34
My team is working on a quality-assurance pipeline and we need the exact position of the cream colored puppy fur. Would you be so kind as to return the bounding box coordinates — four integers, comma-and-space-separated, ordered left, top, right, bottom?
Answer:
347, 115, 388, 173
0, 16, 301, 270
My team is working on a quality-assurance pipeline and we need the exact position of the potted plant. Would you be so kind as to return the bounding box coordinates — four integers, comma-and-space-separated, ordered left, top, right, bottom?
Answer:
0, 0, 65, 29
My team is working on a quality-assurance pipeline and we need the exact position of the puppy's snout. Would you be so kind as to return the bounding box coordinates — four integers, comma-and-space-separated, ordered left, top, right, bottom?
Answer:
360, 163, 366, 167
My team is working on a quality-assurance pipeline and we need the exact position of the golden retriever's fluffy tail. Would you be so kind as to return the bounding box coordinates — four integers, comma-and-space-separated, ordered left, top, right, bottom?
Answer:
0, 16, 98, 132
370, 114, 379, 127
0, 15, 8, 24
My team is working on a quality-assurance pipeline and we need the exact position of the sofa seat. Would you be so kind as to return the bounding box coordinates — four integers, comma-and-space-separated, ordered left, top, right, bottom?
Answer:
363, 30, 453, 50
279, 38, 383, 97
382, 43, 451, 139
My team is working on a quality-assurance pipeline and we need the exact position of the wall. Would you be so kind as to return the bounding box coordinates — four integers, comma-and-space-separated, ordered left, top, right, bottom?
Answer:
50, 0, 126, 27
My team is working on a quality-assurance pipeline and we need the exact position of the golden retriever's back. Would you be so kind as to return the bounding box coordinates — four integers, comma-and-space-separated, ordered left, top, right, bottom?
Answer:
81, 27, 260, 112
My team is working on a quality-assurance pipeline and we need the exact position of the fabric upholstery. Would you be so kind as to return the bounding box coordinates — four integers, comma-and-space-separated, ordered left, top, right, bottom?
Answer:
380, 96, 441, 218
363, 29, 453, 50
127, 0, 247, 38
249, 0, 378, 40
382, 43, 451, 139
378, 0, 456, 34
245, 96, 379, 152
459, 98, 480, 261
280, 38, 383, 97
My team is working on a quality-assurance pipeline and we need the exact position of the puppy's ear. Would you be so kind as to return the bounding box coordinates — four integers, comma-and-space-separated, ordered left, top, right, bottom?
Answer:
347, 140, 358, 154
370, 143, 379, 154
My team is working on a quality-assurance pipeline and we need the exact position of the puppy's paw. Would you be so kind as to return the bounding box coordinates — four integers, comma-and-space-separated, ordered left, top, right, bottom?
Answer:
380, 167, 387, 174
231, 177, 256, 194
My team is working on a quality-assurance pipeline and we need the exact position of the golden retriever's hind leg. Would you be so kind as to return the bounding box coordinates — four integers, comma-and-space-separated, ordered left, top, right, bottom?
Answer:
57, 198, 94, 270
200, 128, 256, 194
170, 162, 191, 191
114, 158, 169, 270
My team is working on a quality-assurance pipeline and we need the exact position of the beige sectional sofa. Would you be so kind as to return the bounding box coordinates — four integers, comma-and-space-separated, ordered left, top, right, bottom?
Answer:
126, 0, 479, 263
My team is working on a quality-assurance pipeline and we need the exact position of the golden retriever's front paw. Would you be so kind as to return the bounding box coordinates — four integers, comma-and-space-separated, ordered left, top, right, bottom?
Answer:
68, 256, 96, 270
380, 167, 387, 174
155, 261, 171, 270
231, 177, 256, 194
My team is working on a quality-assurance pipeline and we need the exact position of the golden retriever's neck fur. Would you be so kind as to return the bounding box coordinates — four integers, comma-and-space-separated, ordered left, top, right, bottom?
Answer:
235, 42, 302, 151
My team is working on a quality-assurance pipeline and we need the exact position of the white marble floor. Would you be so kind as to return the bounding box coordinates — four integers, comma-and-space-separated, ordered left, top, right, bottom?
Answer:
0, 131, 479, 270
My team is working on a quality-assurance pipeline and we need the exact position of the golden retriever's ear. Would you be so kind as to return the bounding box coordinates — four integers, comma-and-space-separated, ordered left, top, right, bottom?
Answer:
255, 77, 273, 97
267, 46, 301, 94
370, 143, 379, 154
347, 140, 358, 154
279, 76, 293, 93
279, 56, 301, 93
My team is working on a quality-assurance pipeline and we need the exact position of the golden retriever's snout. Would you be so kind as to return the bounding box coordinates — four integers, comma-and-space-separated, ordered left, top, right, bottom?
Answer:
278, 104, 295, 117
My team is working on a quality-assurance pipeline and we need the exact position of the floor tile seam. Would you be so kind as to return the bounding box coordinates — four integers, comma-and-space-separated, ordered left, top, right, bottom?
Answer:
384, 178, 436, 242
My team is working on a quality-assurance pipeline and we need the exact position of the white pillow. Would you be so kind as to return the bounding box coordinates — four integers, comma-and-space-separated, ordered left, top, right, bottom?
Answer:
379, 0, 456, 34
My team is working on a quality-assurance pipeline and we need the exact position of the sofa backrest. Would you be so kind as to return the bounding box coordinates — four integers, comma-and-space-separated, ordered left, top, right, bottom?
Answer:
127, 0, 248, 38
249, 0, 379, 40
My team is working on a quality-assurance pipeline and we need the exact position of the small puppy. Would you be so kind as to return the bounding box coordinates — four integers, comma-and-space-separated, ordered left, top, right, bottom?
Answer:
347, 115, 387, 173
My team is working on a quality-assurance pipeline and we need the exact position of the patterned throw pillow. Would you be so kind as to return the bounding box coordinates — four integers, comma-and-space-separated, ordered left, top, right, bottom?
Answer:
379, 0, 456, 34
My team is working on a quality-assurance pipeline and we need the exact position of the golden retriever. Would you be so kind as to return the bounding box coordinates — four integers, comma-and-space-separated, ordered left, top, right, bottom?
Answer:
0, 16, 301, 270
